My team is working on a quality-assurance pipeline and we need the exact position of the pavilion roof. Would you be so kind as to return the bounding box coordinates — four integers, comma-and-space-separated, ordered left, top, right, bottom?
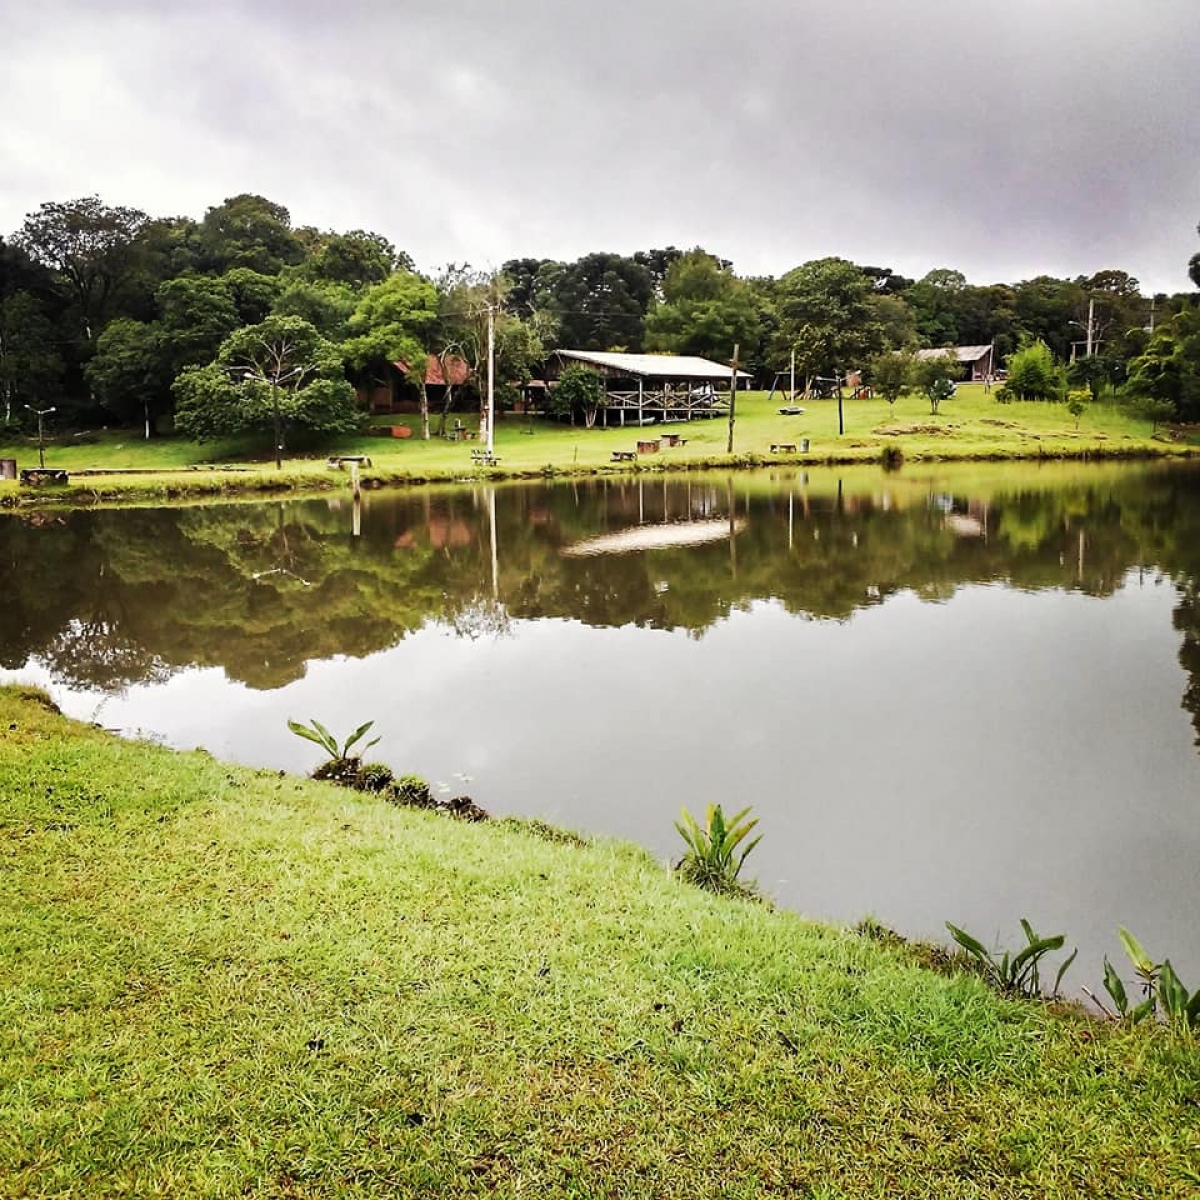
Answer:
555, 349, 752, 380
914, 345, 993, 363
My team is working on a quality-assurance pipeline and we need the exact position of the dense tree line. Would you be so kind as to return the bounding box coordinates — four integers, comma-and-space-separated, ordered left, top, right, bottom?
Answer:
2, 194, 1199, 447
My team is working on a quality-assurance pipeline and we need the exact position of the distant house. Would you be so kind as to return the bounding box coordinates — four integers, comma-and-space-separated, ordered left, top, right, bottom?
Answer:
914, 345, 996, 381
356, 354, 473, 414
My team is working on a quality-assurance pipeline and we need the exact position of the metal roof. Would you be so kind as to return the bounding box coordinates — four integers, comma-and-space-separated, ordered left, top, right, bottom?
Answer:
914, 345, 993, 363
556, 349, 752, 380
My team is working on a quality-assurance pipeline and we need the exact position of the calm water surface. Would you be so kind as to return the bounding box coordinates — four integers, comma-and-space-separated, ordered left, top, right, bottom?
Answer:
4, 460, 1200, 985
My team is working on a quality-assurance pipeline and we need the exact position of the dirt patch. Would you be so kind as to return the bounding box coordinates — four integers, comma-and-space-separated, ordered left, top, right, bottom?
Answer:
871, 423, 957, 436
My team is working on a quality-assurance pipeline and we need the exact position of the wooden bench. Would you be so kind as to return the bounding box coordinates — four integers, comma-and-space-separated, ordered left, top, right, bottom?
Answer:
20, 469, 69, 486
327, 455, 372, 469
637, 439, 661, 455
610, 450, 635, 462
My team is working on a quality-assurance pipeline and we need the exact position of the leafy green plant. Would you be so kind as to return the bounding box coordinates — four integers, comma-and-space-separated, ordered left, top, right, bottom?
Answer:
945, 918, 1077, 999
287, 717, 380, 762
1097, 928, 1200, 1029
674, 804, 762, 897
1066, 389, 1088, 429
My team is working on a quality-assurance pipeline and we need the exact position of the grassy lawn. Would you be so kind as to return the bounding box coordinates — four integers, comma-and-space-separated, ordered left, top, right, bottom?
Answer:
1, 385, 1194, 506
2, 685, 1198, 1198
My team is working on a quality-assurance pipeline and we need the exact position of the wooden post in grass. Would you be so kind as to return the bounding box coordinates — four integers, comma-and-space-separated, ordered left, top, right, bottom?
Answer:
726, 343, 739, 454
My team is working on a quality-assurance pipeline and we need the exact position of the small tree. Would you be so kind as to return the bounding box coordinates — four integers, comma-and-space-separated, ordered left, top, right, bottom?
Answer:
868, 348, 915, 413
548, 364, 607, 428
913, 350, 959, 415
1005, 340, 1065, 401
1131, 395, 1175, 433
1066, 389, 1088, 429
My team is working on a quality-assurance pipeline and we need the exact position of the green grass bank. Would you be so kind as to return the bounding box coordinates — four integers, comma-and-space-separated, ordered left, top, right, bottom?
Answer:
2, 686, 1198, 1198
2, 384, 1196, 508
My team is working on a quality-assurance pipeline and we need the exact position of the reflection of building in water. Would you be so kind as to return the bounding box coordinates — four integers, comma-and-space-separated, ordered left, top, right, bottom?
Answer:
562, 519, 746, 557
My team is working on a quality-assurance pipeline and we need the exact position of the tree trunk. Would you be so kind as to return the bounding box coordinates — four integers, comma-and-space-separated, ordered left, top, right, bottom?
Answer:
419, 381, 430, 440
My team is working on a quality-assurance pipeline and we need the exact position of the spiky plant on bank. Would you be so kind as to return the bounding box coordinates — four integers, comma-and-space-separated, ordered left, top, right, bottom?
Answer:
674, 803, 762, 898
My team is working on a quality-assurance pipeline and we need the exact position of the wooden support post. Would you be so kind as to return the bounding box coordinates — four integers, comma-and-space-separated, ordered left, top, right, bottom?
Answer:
726, 344, 740, 454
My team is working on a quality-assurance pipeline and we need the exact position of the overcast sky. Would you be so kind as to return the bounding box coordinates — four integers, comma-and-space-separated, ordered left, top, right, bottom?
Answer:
3, 0, 1197, 292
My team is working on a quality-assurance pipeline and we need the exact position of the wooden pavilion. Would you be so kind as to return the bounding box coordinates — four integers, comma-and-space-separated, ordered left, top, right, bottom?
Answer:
551, 350, 752, 427
914, 345, 996, 382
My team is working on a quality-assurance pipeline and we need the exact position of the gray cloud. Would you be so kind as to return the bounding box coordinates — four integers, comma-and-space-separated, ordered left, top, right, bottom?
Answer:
2, 0, 1197, 291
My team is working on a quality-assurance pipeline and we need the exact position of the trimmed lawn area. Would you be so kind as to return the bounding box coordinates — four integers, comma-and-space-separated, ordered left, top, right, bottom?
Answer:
1, 385, 1195, 506
2, 686, 1199, 1198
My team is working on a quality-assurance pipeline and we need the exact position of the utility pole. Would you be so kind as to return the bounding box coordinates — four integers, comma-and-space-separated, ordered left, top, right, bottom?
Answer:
789, 347, 795, 404
25, 404, 55, 469
486, 304, 496, 457
1085, 296, 1096, 358
726, 343, 739, 454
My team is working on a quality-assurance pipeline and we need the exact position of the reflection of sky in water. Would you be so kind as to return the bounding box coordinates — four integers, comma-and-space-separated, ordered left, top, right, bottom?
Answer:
7, 568, 1199, 989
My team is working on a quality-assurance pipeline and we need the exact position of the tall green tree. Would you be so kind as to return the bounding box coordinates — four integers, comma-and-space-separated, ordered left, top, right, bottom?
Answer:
199, 195, 304, 275
531, 253, 654, 350
300, 230, 410, 288
1126, 305, 1200, 421
773, 257, 884, 383
343, 271, 438, 438
644, 250, 759, 361
0, 291, 63, 427
16, 196, 148, 339
174, 315, 357, 464
86, 318, 170, 438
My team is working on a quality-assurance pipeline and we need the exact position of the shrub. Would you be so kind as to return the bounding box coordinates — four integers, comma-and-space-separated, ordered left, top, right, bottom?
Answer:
674, 804, 762, 898
355, 762, 395, 793
1004, 341, 1065, 401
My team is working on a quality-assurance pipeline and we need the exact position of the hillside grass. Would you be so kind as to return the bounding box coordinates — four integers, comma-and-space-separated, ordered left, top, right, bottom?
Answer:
2, 685, 1198, 1198
1, 384, 1195, 507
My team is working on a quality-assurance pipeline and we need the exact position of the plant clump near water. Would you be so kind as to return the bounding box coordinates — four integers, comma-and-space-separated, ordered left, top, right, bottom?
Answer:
674, 802, 762, 898
288, 719, 489, 821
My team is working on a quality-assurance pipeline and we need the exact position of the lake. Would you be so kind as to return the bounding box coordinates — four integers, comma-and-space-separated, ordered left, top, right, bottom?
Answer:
5, 459, 1200, 988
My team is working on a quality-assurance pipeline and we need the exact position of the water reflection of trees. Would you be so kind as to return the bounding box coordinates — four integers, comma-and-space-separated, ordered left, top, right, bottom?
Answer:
5, 467, 1200, 741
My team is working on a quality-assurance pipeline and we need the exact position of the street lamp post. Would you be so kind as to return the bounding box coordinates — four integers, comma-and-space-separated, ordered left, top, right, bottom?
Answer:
25, 405, 56, 469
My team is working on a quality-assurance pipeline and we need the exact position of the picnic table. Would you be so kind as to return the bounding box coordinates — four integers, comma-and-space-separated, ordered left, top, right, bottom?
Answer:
470, 449, 500, 467
770, 443, 797, 453
326, 455, 372, 469
637, 439, 661, 455
611, 450, 636, 462
660, 433, 688, 448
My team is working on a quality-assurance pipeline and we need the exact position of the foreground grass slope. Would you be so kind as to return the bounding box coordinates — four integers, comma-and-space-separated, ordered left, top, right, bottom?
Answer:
1, 687, 1198, 1198
1, 385, 1195, 507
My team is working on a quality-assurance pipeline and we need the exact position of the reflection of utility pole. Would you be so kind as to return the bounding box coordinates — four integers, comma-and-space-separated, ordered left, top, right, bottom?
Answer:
727, 476, 737, 578
488, 486, 498, 600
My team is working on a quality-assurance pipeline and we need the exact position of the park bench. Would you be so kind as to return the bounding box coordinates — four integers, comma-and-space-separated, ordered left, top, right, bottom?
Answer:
470, 450, 500, 467
326, 455, 372, 469
770, 443, 797, 453
610, 450, 636, 462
